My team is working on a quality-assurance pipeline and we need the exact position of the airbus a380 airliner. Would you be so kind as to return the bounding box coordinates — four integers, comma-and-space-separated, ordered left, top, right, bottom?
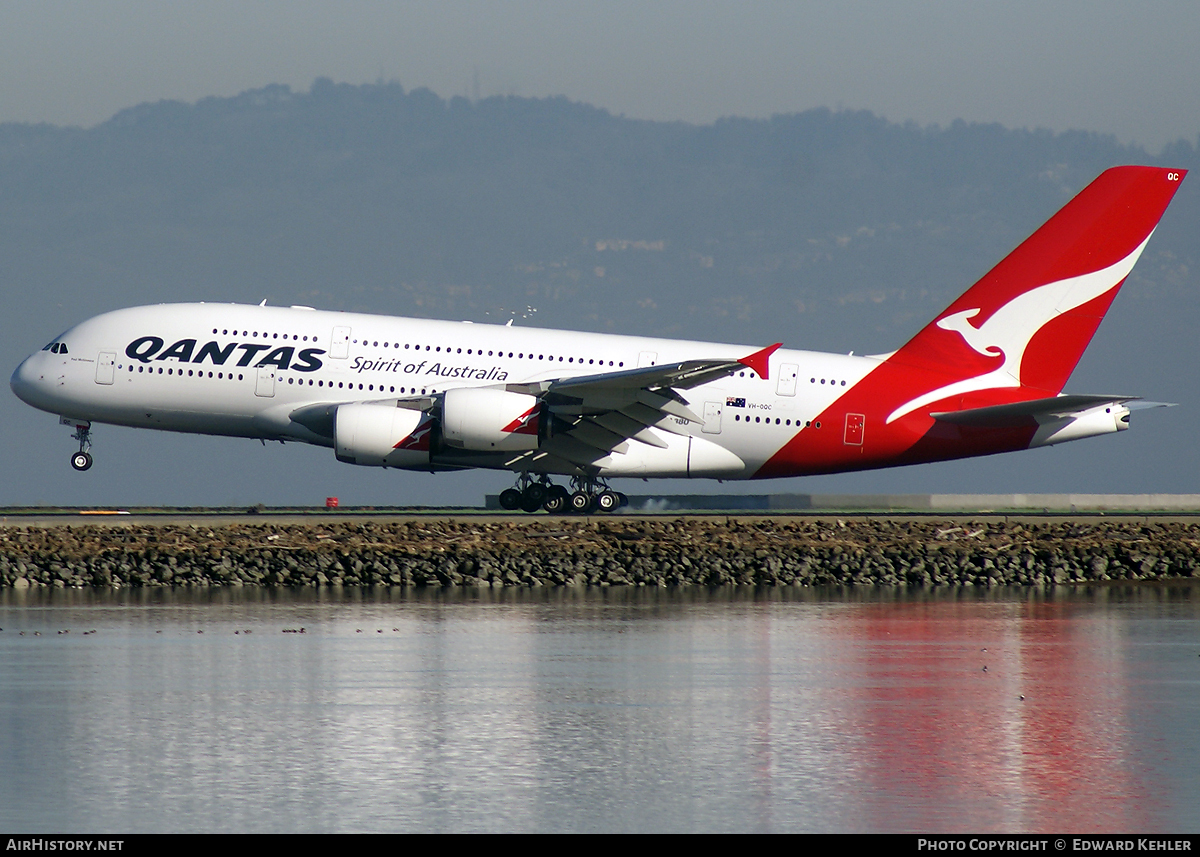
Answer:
10, 166, 1188, 512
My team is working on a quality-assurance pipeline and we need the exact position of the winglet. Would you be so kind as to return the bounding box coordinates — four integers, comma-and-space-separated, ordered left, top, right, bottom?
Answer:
738, 343, 783, 380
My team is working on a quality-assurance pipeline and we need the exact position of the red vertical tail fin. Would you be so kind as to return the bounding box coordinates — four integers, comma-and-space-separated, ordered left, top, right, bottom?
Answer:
756, 167, 1187, 479
887, 167, 1186, 413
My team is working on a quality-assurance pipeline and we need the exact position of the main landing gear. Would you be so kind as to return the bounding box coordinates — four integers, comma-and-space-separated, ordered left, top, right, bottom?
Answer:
65, 419, 94, 471
499, 474, 628, 515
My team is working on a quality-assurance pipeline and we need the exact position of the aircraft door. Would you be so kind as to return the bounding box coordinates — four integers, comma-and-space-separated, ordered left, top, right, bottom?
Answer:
255, 366, 276, 398
330, 326, 352, 359
702, 401, 723, 434
95, 352, 116, 385
776, 363, 798, 397
844, 413, 864, 446
638, 351, 658, 368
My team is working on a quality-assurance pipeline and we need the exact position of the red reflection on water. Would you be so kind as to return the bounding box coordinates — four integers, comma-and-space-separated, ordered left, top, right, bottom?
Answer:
841, 598, 1151, 833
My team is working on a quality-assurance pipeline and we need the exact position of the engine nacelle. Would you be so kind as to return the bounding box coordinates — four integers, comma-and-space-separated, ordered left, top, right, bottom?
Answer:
334, 403, 435, 468
441, 387, 541, 451
1029, 403, 1131, 448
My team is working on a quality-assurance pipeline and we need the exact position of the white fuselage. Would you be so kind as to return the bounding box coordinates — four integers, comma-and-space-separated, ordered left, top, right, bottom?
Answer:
11, 303, 880, 479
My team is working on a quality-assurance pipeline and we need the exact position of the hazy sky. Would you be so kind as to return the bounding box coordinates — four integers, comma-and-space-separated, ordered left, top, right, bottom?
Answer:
2, 1, 1198, 152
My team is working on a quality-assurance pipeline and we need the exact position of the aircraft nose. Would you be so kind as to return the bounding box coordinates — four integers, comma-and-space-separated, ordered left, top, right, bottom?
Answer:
10, 354, 46, 408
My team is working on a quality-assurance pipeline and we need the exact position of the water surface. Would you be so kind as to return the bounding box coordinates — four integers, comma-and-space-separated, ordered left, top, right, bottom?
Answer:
1, 585, 1197, 833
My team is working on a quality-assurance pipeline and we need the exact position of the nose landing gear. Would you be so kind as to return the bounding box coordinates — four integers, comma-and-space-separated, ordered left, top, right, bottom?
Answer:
64, 419, 93, 471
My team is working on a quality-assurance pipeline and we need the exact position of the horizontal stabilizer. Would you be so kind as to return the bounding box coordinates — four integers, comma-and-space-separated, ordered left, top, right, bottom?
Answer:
1126, 400, 1177, 411
931, 395, 1140, 427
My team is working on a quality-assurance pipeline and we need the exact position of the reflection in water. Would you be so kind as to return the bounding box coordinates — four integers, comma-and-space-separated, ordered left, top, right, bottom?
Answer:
845, 598, 1157, 832
0, 586, 1196, 833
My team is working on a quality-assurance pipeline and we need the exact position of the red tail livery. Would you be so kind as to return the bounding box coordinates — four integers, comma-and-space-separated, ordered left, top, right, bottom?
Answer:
758, 166, 1186, 478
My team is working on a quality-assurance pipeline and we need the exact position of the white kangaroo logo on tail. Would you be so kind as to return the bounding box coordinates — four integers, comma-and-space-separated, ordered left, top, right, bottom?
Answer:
887, 233, 1153, 423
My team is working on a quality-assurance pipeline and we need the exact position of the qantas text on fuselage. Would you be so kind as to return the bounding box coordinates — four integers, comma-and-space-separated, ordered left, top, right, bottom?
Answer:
123, 335, 513, 382
124, 336, 326, 372
10, 166, 1187, 513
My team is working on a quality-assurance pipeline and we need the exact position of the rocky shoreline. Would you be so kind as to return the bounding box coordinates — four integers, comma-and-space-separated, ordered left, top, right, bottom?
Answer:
3, 517, 1200, 589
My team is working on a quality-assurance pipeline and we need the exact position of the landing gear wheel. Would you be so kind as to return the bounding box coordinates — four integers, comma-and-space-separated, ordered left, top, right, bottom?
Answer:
570, 491, 592, 513
616, 492, 629, 508
543, 486, 569, 514
67, 421, 94, 472
499, 488, 522, 511
522, 483, 547, 507
596, 490, 620, 512
520, 496, 543, 513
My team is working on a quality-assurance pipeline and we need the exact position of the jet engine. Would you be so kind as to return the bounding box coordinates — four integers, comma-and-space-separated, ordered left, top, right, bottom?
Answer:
334, 403, 435, 467
441, 387, 542, 451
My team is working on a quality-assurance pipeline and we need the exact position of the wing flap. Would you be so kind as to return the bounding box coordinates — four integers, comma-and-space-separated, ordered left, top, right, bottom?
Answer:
589, 411, 651, 437
615, 403, 691, 436
636, 390, 701, 423
579, 411, 670, 448
540, 435, 613, 466
566, 419, 631, 454
505, 449, 590, 477
480, 343, 784, 466
629, 426, 671, 448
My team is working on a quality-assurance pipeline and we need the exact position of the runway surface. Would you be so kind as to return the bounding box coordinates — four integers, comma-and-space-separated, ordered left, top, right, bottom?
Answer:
3, 506, 1200, 528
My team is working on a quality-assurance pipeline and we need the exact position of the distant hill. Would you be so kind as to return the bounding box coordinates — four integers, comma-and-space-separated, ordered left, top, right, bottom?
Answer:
3, 79, 1194, 352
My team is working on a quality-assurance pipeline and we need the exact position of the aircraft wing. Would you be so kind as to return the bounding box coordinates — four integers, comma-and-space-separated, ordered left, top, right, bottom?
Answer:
508, 342, 782, 397
287, 344, 781, 474
500, 343, 781, 474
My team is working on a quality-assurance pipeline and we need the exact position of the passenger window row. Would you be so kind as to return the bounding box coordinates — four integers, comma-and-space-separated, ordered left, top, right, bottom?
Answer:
213, 328, 318, 343
281, 378, 432, 395
354, 338, 625, 367
119, 364, 243, 380
117, 363, 441, 396
733, 414, 820, 428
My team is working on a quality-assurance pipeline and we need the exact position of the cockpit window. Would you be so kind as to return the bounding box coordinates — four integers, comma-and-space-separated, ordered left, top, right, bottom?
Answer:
45, 342, 69, 354
58, 343, 68, 353
42, 342, 53, 351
